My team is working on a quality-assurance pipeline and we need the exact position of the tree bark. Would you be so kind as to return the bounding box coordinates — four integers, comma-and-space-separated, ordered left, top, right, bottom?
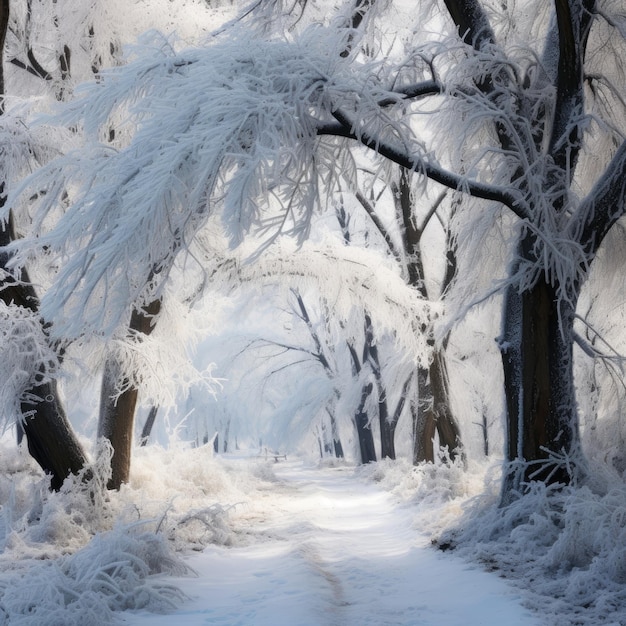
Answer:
413, 352, 462, 464
393, 170, 463, 464
98, 299, 161, 489
430, 350, 463, 458
21, 379, 88, 490
326, 408, 344, 458
413, 366, 436, 464
0, 226, 87, 490
363, 313, 396, 459
500, 266, 581, 501
354, 382, 377, 463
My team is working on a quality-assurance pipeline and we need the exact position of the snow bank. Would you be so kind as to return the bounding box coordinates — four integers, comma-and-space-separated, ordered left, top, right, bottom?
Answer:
444, 471, 626, 626
364, 456, 626, 625
0, 439, 277, 624
357, 454, 491, 535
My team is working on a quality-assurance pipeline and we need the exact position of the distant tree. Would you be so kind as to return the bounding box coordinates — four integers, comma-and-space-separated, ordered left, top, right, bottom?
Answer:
4, 1, 625, 503
205, 241, 428, 464
348, 171, 463, 464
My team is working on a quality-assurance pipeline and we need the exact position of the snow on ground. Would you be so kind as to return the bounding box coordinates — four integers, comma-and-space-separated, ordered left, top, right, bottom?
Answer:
123, 459, 540, 626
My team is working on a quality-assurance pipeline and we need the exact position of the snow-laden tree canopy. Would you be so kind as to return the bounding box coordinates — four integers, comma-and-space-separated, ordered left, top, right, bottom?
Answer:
3, 4, 536, 342
5, 22, 425, 339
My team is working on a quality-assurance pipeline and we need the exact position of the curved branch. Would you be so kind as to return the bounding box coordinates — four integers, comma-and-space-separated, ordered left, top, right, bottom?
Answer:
442, 0, 496, 50
27, 48, 53, 81
377, 80, 443, 106
320, 108, 528, 219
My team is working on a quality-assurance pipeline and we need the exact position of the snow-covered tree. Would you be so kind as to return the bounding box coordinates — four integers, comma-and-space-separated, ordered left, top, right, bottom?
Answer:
346, 169, 464, 464
3, 0, 626, 502
0, 0, 234, 488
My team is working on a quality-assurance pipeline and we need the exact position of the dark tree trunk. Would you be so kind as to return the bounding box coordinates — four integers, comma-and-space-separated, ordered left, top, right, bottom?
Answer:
98, 357, 138, 490
391, 170, 463, 465
333, 436, 345, 459
0, 218, 88, 489
413, 350, 463, 464
21, 379, 88, 490
500, 269, 581, 502
98, 299, 161, 489
377, 390, 395, 460
363, 313, 396, 459
354, 382, 377, 463
430, 350, 463, 458
413, 365, 436, 463
326, 409, 344, 458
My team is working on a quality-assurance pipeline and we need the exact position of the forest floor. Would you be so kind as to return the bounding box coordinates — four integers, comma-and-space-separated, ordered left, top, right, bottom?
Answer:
123, 458, 541, 626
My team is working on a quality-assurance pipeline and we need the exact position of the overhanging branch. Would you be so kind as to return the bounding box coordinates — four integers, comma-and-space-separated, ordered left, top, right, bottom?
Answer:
319, 108, 528, 219
376, 80, 443, 106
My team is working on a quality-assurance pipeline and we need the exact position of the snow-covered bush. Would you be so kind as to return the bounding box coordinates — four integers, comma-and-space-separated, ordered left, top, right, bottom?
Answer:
440, 464, 626, 625
0, 439, 279, 623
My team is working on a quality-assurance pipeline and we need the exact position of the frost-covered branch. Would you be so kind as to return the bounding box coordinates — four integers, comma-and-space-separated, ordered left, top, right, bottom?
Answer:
354, 190, 402, 262
214, 236, 434, 364
325, 107, 528, 218
3, 23, 459, 341
547, 0, 594, 185
573, 139, 626, 258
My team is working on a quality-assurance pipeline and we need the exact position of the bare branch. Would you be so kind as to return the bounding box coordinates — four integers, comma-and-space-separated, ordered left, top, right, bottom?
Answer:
354, 190, 403, 262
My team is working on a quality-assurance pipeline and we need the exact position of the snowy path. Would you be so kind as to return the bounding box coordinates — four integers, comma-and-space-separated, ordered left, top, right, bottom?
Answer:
124, 461, 541, 625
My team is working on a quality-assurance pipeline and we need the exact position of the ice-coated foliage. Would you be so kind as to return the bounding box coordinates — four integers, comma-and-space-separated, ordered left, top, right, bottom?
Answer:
217, 235, 435, 362
0, 104, 66, 216
0, 528, 188, 625
6, 0, 229, 101
0, 302, 60, 430
5, 21, 404, 340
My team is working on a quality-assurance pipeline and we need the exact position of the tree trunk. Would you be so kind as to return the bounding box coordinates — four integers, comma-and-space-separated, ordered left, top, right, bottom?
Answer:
21, 379, 88, 490
0, 221, 87, 489
377, 388, 395, 460
430, 349, 463, 460
413, 365, 436, 463
354, 382, 377, 463
392, 170, 463, 465
223, 416, 231, 453
98, 357, 137, 490
413, 350, 462, 464
500, 273, 581, 502
98, 300, 161, 490
364, 313, 395, 459
326, 408, 344, 458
